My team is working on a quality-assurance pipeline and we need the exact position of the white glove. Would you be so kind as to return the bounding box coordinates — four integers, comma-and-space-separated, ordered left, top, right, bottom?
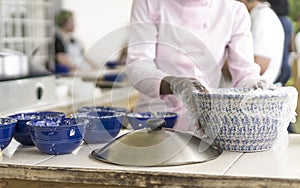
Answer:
237, 77, 278, 90
169, 77, 208, 130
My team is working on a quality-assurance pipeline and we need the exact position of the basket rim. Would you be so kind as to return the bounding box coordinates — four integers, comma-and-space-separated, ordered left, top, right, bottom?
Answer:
193, 87, 297, 98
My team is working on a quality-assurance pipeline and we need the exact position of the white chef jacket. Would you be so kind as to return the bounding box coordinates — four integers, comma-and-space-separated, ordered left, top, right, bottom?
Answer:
126, 0, 262, 130
250, 2, 284, 83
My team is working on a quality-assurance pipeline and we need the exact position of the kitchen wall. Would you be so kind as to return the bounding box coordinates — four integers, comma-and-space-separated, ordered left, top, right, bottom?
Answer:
61, 0, 133, 64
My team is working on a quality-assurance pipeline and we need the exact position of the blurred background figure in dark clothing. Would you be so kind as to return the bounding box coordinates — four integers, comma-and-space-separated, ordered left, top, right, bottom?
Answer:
54, 9, 98, 74
268, 0, 295, 86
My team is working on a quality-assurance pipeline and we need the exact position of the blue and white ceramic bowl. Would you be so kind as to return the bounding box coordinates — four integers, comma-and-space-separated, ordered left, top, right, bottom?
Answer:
9, 111, 66, 146
72, 112, 125, 144
126, 112, 178, 130
77, 106, 129, 128
194, 87, 298, 152
0, 117, 17, 150
28, 118, 87, 155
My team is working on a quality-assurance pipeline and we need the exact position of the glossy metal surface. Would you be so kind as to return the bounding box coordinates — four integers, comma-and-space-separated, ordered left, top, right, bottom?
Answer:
0, 50, 29, 79
92, 120, 222, 167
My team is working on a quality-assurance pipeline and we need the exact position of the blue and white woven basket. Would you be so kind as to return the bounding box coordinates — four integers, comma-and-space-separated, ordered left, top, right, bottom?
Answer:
194, 87, 298, 152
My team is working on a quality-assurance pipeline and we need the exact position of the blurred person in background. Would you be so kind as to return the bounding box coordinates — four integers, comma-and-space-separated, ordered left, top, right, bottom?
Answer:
268, 0, 295, 86
295, 15, 300, 54
126, 0, 268, 132
54, 9, 98, 74
238, 0, 284, 84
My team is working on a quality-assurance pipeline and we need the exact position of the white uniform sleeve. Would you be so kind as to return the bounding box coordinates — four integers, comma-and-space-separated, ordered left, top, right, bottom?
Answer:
251, 7, 284, 83
226, 3, 263, 87
125, 0, 169, 98
295, 32, 300, 54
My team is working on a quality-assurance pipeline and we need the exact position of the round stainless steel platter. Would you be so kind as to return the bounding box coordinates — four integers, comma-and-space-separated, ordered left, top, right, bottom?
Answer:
91, 126, 222, 167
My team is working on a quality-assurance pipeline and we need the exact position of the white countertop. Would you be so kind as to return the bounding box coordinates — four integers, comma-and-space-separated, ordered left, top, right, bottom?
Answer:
26, 134, 300, 178
0, 132, 300, 187
1, 85, 138, 117
226, 134, 300, 180
1, 77, 300, 187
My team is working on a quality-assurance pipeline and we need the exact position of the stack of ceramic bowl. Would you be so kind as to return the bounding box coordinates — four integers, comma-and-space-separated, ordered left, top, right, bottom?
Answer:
194, 87, 298, 152
0, 117, 17, 150
9, 111, 66, 146
72, 112, 124, 144
75, 106, 126, 143
27, 118, 87, 155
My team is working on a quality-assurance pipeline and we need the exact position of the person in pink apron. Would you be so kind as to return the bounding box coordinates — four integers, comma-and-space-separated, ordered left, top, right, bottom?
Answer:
125, 0, 268, 132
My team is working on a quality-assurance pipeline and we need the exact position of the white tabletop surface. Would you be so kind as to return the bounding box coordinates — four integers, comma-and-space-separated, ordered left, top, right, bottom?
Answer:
1, 132, 299, 181
226, 134, 300, 179
1, 78, 299, 186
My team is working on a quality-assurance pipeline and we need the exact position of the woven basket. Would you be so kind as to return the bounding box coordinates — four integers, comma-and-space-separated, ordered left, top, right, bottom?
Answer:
194, 87, 298, 152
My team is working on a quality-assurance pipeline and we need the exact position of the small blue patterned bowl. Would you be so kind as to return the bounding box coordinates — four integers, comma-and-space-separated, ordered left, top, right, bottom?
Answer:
126, 112, 178, 130
9, 111, 66, 146
77, 106, 129, 128
194, 87, 298, 152
0, 117, 17, 150
72, 112, 125, 144
28, 118, 87, 155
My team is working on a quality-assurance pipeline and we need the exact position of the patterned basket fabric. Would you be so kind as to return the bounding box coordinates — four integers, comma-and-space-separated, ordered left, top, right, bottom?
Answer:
194, 87, 298, 152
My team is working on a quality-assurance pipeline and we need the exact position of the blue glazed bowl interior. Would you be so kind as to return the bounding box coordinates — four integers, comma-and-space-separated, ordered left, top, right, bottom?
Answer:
0, 117, 17, 150
28, 118, 87, 155
126, 112, 178, 130
77, 106, 128, 113
8, 111, 66, 146
72, 112, 124, 143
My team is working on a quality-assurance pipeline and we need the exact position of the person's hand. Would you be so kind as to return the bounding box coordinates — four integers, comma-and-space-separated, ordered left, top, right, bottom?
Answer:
252, 79, 269, 89
237, 77, 275, 90
168, 77, 209, 130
